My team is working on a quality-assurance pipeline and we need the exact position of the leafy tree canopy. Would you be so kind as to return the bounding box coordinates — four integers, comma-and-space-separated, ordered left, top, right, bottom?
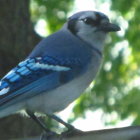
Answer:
30, 0, 140, 126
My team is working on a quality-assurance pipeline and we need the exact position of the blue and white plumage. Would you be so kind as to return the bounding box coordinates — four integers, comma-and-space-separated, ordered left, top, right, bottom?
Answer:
0, 11, 120, 120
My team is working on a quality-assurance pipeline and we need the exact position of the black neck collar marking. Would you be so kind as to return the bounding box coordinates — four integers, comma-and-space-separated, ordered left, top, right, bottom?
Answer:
67, 19, 102, 57
67, 19, 78, 35
91, 45, 102, 56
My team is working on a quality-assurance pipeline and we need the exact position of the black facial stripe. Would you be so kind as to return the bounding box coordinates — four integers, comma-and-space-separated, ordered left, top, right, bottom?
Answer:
67, 19, 78, 34
82, 17, 100, 26
95, 12, 109, 22
82, 12, 109, 26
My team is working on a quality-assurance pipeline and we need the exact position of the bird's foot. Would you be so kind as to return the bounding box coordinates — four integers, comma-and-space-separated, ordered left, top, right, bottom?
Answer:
40, 127, 82, 139
40, 131, 59, 140
61, 126, 83, 137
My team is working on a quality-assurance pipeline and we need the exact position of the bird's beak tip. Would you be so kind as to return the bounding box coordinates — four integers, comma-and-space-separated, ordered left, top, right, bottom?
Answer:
100, 23, 121, 32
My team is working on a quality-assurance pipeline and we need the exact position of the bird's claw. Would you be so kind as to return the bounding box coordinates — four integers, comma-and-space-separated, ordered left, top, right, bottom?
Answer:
40, 131, 59, 140
61, 127, 83, 137
40, 127, 82, 140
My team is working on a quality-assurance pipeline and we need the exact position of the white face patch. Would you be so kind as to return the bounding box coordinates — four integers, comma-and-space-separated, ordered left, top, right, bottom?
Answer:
35, 63, 70, 71
0, 87, 9, 96
75, 11, 108, 51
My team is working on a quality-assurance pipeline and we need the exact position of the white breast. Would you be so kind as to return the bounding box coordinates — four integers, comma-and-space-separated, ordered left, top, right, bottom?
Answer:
25, 51, 102, 114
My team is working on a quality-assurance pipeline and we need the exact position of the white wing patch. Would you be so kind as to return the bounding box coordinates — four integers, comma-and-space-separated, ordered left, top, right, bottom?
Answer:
0, 87, 10, 96
0, 57, 70, 97
3, 70, 15, 79
35, 63, 70, 71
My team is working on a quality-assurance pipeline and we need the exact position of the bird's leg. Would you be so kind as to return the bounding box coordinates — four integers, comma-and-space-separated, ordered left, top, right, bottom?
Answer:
26, 110, 81, 137
46, 114, 82, 136
26, 110, 56, 136
47, 114, 75, 130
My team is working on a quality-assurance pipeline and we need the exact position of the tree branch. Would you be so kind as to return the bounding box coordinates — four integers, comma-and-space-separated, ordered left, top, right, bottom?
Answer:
15, 125, 140, 140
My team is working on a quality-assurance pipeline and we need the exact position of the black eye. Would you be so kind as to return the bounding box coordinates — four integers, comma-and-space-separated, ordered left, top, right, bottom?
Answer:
82, 18, 99, 26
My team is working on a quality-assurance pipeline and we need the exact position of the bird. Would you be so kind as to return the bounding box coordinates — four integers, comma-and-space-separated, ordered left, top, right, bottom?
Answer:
0, 11, 120, 134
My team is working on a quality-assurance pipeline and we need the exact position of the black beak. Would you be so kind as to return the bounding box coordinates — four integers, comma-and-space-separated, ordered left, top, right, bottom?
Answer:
99, 22, 121, 32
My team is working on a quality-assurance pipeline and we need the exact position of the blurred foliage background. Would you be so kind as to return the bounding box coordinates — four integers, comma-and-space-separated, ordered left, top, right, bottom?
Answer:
0, 0, 140, 139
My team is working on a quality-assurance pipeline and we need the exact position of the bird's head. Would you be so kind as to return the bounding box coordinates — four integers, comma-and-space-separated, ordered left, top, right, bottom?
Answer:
67, 11, 120, 51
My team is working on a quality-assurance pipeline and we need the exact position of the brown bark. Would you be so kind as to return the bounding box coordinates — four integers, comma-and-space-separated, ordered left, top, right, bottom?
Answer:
0, 0, 41, 139
13, 125, 140, 140
0, 0, 40, 76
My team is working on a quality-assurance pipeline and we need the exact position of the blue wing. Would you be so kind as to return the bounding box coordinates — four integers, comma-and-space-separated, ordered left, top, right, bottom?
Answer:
0, 56, 82, 107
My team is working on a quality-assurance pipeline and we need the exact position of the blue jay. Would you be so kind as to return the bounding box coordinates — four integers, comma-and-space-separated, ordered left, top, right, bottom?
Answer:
0, 11, 120, 133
